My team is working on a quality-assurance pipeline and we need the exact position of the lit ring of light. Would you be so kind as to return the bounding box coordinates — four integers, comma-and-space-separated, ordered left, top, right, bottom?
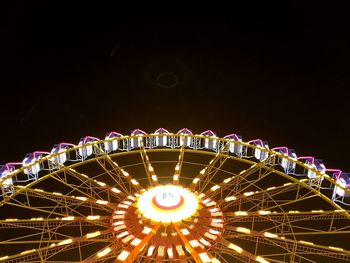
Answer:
136, 185, 199, 225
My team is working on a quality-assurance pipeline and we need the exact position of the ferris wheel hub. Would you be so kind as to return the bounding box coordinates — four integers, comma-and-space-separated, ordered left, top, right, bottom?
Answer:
136, 185, 200, 225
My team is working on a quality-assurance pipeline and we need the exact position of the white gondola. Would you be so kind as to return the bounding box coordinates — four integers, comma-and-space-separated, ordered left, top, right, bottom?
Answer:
177, 128, 193, 147
154, 128, 170, 147
224, 134, 243, 156
200, 130, 218, 151
104, 132, 122, 153
23, 151, 49, 176
248, 139, 269, 161
130, 129, 147, 149
272, 147, 297, 173
297, 157, 325, 179
334, 173, 350, 197
78, 136, 99, 159
50, 143, 74, 164
0, 164, 16, 187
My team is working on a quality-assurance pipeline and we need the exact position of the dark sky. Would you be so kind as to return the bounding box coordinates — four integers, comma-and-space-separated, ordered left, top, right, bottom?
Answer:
0, 2, 349, 172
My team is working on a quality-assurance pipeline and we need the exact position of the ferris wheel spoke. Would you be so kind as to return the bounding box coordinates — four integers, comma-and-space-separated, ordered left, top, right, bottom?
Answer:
82, 241, 122, 262
207, 155, 276, 200
139, 144, 159, 186
4, 191, 108, 218
189, 142, 230, 192
12, 185, 115, 213
95, 153, 142, 194
0, 219, 111, 249
0, 215, 109, 231
210, 252, 233, 263
173, 146, 185, 185
268, 210, 350, 236
255, 191, 318, 213
216, 238, 272, 263
220, 181, 299, 210
60, 166, 123, 201
0, 229, 114, 263
231, 232, 350, 262
93, 146, 137, 194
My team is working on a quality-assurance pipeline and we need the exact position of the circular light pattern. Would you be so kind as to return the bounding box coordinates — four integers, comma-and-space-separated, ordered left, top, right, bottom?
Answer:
136, 185, 200, 225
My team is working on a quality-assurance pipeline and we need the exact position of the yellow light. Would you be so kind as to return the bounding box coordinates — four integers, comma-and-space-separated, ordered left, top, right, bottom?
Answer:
235, 211, 248, 216
192, 178, 200, 184
180, 228, 190, 235
300, 240, 313, 245
258, 210, 271, 215
112, 187, 121, 194
58, 239, 73, 246
147, 246, 155, 256
96, 200, 108, 205
208, 229, 220, 235
199, 252, 211, 262
223, 178, 232, 183
142, 227, 152, 234
177, 245, 186, 256
210, 185, 220, 191
20, 249, 36, 255
62, 216, 75, 221
116, 231, 129, 238
189, 240, 200, 247
76, 196, 87, 201
264, 232, 278, 238
131, 238, 141, 246
200, 238, 211, 246
211, 258, 221, 263
87, 215, 100, 220
98, 247, 112, 258
256, 256, 270, 263
97, 181, 106, 187
5, 218, 18, 221
0, 256, 9, 261
86, 231, 101, 239
121, 170, 129, 177
30, 217, 43, 221
288, 210, 299, 214
152, 174, 158, 181
116, 210, 126, 215
131, 179, 139, 185
236, 227, 250, 234
243, 191, 254, 197
158, 246, 165, 257
225, 196, 236, 202
329, 246, 343, 251
228, 243, 243, 253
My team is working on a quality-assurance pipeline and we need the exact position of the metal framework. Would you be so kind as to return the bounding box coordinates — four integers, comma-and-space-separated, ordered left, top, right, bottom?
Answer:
0, 128, 350, 262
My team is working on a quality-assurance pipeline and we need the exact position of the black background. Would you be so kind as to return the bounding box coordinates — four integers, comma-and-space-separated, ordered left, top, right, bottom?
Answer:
0, 1, 349, 172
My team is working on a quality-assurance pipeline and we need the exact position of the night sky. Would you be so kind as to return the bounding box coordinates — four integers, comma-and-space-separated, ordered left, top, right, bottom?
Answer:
1, 2, 349, 172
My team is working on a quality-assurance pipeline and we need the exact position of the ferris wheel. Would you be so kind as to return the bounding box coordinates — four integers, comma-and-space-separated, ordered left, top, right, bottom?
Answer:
0, 128, 350, 263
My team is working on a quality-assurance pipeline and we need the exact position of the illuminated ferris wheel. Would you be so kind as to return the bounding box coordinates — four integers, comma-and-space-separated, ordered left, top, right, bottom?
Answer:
1, 128, 350, 263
